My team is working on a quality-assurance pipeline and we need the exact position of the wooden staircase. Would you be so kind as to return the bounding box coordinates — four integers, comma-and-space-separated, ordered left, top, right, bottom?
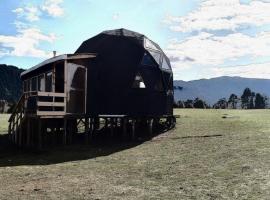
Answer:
8, 94, 26, 147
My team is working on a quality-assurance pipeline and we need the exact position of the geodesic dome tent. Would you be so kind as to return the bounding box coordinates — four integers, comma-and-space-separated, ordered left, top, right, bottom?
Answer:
76, 28, 174, 117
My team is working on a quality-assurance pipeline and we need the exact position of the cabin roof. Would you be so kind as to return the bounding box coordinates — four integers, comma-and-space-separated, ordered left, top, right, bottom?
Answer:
21, 53, 96, 78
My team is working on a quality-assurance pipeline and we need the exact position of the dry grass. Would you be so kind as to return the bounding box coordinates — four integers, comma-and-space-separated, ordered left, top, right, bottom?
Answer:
0, 114, 9, 134
0, 109, 270, 199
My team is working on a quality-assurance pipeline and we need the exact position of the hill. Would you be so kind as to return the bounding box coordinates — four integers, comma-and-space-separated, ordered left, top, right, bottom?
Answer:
0, 64, 24, 102
174, 76, 270, 105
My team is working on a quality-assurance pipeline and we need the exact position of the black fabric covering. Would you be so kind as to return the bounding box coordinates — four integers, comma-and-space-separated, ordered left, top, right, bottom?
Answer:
75, 28, 173, 117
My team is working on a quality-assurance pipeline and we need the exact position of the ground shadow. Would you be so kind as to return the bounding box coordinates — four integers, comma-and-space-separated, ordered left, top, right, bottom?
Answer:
0, 126, 172, 167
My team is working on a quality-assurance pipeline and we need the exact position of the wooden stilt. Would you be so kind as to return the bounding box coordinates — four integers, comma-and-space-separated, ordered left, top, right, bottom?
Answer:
148, 118, 153, 137
122, 118, 127, 139
85, 117, 89, 144
15, 115, 18, 145
38, 118, 42, 150
63, 118, 67, 145
132, 119, 136, 140
26, 119, 31, 147
110, 118, 114, 137
89, 118, 93, 141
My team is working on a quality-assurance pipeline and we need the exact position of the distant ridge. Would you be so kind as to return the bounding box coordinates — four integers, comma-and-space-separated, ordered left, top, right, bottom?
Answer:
0, 64, 269, 106
0, 64, 24, 102
174, 76, 270, 105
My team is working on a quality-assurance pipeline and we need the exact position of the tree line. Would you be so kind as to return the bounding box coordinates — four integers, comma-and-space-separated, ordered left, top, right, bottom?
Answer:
174, 88, 269, 109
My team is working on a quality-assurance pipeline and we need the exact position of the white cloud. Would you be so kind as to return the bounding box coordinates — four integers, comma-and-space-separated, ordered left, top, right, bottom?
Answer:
165, 0, 270, 32
12, 6, 40, 22
112, 13, 120, 20
0, 28, 56, 58
211, 62, 270, 79
41, 0, 64, 17
166, 31, 270, 67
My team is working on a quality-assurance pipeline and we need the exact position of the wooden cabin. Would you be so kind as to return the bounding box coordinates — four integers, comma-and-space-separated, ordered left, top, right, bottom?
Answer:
8, 29, 176, 149
8, 53, 96, 148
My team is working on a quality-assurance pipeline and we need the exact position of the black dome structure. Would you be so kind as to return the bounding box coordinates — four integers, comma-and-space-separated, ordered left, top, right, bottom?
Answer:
76, 28, 174, 117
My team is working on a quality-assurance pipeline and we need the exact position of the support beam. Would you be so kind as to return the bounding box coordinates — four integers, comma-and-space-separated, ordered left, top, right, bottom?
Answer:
63, 118, 67, 145
122, 118, 127, 139
132, 119, 136, 140
85, 117, 89, 144
38, 118, 42, 150
148, 118, 154, 137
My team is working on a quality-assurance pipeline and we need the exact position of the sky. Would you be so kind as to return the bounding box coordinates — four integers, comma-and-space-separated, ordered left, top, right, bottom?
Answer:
0, 0, 270, 81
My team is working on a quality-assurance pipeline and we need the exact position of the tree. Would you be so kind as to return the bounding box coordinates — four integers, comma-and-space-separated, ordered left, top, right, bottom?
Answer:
193, 98, 207, 109
177, 100, 185, 108
213, 98, 228, 109
184, 99, 194, 108
228, 94, 238, 109
241, 88, 253, 109
255, 93, 266, 109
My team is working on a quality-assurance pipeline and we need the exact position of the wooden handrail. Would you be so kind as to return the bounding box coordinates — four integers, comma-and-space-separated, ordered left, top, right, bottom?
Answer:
8, 94, 25, 122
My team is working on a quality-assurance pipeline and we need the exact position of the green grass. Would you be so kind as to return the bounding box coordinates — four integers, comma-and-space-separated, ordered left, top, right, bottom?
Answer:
0, 114, 9, 134
0, 109, 270, 199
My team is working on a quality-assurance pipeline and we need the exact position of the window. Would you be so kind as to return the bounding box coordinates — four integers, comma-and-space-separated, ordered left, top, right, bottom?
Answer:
31, 77, 37, 91
132, 73, 146, 89
38, 74, 45, 92
149, 50, 161, 65
45, 71, 53, 92
144, 38, 160, 51
162, 57, 171, 70
141, 53, 157, 66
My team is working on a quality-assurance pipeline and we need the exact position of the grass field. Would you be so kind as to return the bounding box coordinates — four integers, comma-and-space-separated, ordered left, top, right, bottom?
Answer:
0, 109, 270, 199
0, 114, 9, 134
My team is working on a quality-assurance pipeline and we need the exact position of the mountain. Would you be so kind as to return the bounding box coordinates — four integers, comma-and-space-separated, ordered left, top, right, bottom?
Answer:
174, 76, 270, 105
0, 64, 24, 102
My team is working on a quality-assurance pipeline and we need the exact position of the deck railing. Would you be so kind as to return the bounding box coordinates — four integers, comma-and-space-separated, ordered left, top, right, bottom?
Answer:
35, 92, 66, 116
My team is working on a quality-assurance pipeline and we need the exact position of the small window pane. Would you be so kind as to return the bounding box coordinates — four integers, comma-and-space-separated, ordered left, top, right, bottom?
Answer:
149, 50, 161, 65
132, 73, 146, 89
45, 71, 53, 92
31, 77, 37, 91
144, 38, 159, 51
162, 57, 171, 70
141, 53, 156, 66
38, 75, 45, 92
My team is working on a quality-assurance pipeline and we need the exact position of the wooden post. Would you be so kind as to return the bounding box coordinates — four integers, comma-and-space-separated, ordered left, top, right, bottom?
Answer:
15, 114, 18, 145
148, 118, 153, 137
63, 118, 67, 145
132, 119, 136, 140
110, 118, 114, 137
89, 118, 93, 141
94, 117, 100, 131
26, 119, 31, 147
122, 118, 127, 139
85, 117, 89, 144
38, 118, 42, 150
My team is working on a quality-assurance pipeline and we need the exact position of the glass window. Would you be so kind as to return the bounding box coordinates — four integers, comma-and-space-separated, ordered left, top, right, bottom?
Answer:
31, 77, 37, 91
45, 71, 53, 92
38, 74, 45, 92
162, 57, 171, 70
141, 53, 156, 66
144, 38, 159, 51
132, 73, 146, 89
149, 50, 161, 65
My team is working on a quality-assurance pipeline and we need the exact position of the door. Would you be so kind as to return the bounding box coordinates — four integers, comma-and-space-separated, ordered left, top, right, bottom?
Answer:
66, 63, 86, 114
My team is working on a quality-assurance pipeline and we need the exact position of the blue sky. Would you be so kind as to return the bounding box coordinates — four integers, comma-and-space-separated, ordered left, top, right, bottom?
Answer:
0, 0, 270, 80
